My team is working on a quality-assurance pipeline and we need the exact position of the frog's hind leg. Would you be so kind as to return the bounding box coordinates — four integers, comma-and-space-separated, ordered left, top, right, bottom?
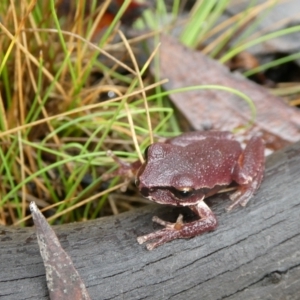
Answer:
227, 136, 265, 211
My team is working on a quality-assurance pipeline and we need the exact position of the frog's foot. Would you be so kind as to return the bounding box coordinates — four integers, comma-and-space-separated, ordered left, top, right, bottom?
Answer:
137, 201, 217, 250
228, 136, 265, 211
227, 166, 264, 211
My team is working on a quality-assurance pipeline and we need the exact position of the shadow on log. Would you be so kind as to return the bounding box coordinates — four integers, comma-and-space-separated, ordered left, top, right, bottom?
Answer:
1, 141, 300, 299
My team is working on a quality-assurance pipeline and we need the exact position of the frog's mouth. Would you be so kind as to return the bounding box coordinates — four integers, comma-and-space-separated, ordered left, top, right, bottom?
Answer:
139, 187, 205, 206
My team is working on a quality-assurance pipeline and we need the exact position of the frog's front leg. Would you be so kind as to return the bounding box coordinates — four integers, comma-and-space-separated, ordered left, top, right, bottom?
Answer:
137, 201, 217, 250
102, 151, 142, 191
228, 136, 265, 211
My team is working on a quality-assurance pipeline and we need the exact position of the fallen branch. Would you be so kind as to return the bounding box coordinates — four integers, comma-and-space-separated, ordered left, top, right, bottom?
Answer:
1, 141, 300, 299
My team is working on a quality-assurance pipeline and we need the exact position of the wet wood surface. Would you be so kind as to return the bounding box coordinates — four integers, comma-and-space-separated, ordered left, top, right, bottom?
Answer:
1, 141, 300, 300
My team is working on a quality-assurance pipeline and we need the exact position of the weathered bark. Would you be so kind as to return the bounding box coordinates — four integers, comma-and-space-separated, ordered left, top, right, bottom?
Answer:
1, 141, 300, 300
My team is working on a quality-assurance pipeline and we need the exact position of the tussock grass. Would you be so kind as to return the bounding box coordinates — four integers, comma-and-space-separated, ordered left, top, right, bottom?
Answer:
0, 0, 175, 226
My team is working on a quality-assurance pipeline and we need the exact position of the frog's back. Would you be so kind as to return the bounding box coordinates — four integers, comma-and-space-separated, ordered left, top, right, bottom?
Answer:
138, 136, 242, 190
179, 137, 242, 189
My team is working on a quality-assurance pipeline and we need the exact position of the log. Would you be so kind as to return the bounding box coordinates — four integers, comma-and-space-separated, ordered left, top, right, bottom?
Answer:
1, 141, 300, 300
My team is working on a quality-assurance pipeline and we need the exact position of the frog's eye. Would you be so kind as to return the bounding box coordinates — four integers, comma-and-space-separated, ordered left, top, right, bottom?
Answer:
174, 187, 194, 199
144, 145, 151, 159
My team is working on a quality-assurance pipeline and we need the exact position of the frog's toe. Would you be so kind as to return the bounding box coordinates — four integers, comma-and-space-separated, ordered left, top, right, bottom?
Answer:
227, 171, 263, 211
152, 214, 184, 229
137, 228, 180, 250
145, 232, 180, 250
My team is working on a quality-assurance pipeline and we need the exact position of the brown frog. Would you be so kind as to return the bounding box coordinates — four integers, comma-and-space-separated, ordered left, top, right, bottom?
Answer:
111, 131, 265, 250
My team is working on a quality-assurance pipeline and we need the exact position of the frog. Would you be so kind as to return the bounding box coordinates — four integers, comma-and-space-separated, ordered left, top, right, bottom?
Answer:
109, 131, 265, 250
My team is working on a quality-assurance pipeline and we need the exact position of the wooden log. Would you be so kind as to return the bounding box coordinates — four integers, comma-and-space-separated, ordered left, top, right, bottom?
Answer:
1, 141, 300, 300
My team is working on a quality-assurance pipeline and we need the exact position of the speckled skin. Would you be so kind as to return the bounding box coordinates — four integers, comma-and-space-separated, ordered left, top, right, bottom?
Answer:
136, 131, 265, 250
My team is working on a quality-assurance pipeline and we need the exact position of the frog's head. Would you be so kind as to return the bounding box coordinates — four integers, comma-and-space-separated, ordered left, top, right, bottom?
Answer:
135, 143, 205, 206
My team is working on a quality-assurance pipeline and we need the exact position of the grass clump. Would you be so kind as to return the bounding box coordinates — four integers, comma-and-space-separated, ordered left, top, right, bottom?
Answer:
0, 0, 176, 226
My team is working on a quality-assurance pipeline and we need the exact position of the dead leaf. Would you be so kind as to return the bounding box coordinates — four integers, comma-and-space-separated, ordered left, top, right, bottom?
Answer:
156, 34, 300, 150
30, 202, 91, 300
